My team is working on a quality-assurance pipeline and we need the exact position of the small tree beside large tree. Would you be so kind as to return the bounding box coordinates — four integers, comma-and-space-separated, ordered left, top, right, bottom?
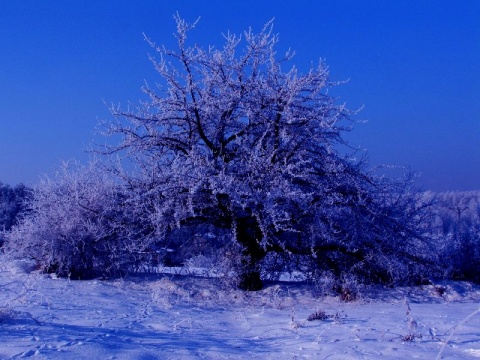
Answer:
101, 16, 435, 290
4, 161, 155, 279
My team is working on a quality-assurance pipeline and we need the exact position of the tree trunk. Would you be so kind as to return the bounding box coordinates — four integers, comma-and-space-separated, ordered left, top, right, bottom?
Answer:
235, 216, 265, 291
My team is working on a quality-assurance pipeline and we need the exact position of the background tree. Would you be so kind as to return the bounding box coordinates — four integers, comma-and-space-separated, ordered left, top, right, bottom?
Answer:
428, 191, 480, 283
0, 182, 31, 246
101, 16, 435, 290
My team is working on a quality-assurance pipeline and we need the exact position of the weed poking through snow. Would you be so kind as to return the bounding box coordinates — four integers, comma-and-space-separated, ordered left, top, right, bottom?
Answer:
390, 298, 422, 342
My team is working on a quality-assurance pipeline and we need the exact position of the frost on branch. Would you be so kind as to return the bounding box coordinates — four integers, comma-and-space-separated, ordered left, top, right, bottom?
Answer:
100, 15, 434, 290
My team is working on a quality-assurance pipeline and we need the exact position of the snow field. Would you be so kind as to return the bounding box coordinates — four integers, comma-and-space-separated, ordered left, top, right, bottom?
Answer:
1, 263, 480, 359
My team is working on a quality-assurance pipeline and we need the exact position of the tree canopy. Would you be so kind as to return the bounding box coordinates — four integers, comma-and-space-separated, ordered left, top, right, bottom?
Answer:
99, 16, 433, 289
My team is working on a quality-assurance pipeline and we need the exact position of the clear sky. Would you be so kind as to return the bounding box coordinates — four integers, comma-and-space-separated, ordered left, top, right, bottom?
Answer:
1, 1, 479, 191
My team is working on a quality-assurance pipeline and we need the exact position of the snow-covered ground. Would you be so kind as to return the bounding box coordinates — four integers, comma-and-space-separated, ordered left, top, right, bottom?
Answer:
1, 261, 480, 359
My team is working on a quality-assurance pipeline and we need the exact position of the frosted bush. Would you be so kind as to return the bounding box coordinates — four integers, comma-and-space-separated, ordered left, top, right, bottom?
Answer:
4, 161, 155, 279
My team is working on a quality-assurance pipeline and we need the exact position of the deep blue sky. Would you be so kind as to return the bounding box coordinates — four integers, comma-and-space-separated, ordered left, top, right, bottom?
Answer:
1, 1, 479, 191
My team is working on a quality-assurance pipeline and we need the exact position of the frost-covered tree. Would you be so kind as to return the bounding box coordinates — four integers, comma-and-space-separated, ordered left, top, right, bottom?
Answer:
101, 16, 434, 289
4, 161, 155, 279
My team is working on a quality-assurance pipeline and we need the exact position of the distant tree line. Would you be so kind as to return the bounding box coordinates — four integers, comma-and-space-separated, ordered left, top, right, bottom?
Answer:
0, 182, 31, 244
427, 191, 480, 283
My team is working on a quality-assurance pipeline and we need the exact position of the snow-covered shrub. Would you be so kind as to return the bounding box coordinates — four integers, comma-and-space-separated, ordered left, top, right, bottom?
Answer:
306, 310, 329, 321
4, 160, 155, 279
306, 310, 344, 322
